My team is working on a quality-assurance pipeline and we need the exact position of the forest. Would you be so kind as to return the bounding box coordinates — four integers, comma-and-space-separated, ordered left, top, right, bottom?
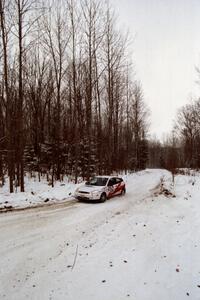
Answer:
149, 97, 200, 173
0, 0, 200, 193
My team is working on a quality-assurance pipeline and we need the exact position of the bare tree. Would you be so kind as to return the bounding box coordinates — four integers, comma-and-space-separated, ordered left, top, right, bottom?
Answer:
42, 0, 70, 181
0, 0, 14, 192
129, 82, 149, 170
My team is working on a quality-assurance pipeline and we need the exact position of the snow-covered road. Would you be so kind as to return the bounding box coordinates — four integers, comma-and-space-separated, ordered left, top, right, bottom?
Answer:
1, 169, 200, 300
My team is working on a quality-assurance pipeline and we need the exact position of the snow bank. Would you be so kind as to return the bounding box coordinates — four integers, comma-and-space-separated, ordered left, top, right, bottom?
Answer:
0, 176, 80, 211
0, 169, 163, 212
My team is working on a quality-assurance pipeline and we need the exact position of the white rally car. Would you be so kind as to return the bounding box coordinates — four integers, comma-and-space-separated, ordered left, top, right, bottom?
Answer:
74, 176, 126, 202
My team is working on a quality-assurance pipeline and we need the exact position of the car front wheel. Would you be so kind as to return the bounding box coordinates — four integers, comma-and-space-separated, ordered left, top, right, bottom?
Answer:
100, 193, 107, 203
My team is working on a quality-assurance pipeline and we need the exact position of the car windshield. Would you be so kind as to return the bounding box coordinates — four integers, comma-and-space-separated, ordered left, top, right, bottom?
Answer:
86, 177, 108, 186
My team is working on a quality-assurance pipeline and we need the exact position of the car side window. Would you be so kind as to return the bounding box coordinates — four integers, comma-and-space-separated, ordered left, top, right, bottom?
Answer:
108, 178, 116, 186
107, 179, 112, 186
115, 178, 122, 183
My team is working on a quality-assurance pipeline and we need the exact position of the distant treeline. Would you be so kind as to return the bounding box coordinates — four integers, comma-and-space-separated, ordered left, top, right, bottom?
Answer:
148, 98, 200, 171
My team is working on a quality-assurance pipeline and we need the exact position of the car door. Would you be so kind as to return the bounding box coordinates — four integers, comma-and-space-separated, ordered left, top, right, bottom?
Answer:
107, 178, 116, 198
113, 177, 124, 195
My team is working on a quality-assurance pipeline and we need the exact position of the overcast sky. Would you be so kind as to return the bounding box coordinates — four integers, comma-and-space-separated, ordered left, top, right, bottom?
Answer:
110, 0, 200, 139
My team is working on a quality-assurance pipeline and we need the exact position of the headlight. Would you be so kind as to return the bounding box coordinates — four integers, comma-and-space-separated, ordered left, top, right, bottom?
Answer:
91, 191, 101, 196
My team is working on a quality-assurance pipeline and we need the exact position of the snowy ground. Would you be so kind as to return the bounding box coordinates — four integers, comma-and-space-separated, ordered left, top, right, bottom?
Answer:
0, 169, 200, 300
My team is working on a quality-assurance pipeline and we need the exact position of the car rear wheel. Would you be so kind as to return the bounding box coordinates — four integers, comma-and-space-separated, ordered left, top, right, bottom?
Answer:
100, 193, 107, 203
121, 188, 126, 196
